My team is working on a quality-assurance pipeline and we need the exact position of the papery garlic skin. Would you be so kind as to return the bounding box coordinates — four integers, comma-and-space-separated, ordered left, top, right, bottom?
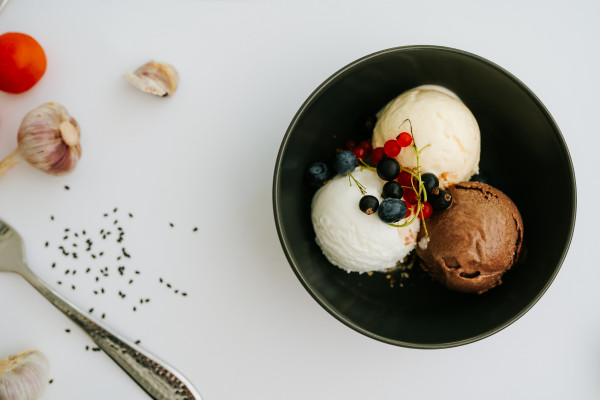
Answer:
17, 102, 81, 176
0, 349, 50, 400
125, 61, 179, 97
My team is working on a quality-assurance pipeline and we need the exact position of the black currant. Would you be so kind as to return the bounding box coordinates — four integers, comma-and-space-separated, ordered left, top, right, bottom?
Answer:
429, 187, 453, 210
382, 181, 403, 199
421, 173, 439, 195
359, 195, 379, 215
376, 157, 400, 181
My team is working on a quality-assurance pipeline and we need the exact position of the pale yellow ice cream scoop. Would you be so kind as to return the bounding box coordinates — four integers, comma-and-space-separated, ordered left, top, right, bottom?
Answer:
372, 85, 480, 188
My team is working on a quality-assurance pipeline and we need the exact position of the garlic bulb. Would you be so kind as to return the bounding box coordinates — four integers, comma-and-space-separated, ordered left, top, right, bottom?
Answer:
0, 349, 50, 400
125, 61, 178, 97
0, 102, 81, 178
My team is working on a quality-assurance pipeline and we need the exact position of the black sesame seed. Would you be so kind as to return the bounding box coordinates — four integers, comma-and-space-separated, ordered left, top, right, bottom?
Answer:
159, 278, 163, 283
166, 283, 172, 288
89, 308, 94, 313
50, 215, 54, 220
128, 279, 133, 284
133, 307, 137, 312
122, 248, 130, 258
45, 241, 49, 247
182, 292, 187, 297
103, 213, 108, 217
57, 281, 62, 285
49, 379, 54, 384
65, 269, 70, 275
174, 289, 179, 294
101, 313, 105, 319
64, 185, 70, 190
135, 340, 141, 345
71, 285, 76, 290
169, 222, 174, 227
93, 290, 98, 295
86, 268, 90, 273
65, 329, 70, 333
113, 207, 118, 213
128, 213, 133, 218
63, 235, 68, 240
135, 270, 140, 275
51, 262, 56, 268
85, 346, 89, 351
101, 288, 105, 294
113, 219, 118, 225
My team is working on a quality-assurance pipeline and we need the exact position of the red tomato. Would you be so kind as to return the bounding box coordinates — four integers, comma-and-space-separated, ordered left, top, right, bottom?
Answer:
0, 32, 47, 93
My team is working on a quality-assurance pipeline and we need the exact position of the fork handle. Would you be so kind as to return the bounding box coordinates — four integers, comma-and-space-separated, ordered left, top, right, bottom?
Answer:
20, 268, 202, 400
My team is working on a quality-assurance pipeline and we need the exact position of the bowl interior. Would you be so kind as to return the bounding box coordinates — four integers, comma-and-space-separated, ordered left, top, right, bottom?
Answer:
274, 46, 575, 348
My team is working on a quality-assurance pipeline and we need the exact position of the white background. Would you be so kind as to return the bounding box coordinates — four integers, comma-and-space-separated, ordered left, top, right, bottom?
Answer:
0, 0, 598, 399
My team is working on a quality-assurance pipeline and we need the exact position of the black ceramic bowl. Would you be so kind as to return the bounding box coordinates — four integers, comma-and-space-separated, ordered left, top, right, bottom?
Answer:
273, 45, 576, 348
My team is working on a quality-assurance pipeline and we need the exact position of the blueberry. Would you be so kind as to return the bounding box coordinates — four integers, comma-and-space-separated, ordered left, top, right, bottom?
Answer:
376, 157, 400, 181
334, 150, 357, 174
421, 173, 439, 195
382, 181, 403, 199
470, 171, 488, 184
305, 162, 331, 188
359, 195, 379, 215
429, 187, 453, 211
377, 198, 407, 223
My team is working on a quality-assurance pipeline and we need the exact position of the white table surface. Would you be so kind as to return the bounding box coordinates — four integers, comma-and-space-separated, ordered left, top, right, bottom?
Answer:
0, 0, 597, 399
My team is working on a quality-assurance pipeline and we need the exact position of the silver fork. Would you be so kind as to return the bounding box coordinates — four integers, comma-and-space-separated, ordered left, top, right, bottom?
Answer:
0, 218, 203, 400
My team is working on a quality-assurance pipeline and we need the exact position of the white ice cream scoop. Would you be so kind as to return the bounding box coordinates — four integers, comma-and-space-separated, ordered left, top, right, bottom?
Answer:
311, 168, 419, 273
372, 85, 480, 188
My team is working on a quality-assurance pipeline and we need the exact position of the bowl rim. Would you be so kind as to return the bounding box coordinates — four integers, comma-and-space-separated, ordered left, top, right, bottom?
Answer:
272, 44, 577, 349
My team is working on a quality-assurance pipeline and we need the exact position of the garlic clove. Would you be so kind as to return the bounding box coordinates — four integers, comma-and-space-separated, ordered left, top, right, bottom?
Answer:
17, 102, 81, 176
125, 61, 178, 97
0, 349, 50, 400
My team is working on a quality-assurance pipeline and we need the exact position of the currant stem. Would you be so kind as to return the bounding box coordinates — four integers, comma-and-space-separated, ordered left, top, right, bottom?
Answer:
346, 171, 367, 196
358, 158, 375, 170
0, 148, 21, 179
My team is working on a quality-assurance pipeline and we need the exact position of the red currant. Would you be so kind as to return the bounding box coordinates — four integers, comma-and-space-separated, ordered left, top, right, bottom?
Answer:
352, 146, 366, 160
371, 147, 385, 165
383, 139, 401, 157
344, 140, 356, 150
420, 202, 433, 219
358, 140, 372, 152
397, 171, 414, 188
403, 188, 419, 205
397, 132, 413, 147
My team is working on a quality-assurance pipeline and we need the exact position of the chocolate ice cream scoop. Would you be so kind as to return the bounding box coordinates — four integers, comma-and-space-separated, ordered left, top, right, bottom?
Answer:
416, 181, 523, 294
